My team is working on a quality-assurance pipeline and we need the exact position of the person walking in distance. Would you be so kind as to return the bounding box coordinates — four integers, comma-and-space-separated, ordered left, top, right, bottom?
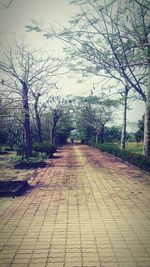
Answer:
71, 137, 74, 145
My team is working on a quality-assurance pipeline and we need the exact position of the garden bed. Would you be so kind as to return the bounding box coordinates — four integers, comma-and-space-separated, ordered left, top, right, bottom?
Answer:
14, 161, 47, 169
0, 152, 36, 182
0, 151, 9, 155
0, 180, 31, 197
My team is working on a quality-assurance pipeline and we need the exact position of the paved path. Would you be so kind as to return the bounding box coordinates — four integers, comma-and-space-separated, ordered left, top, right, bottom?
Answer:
0, 144, 150, 267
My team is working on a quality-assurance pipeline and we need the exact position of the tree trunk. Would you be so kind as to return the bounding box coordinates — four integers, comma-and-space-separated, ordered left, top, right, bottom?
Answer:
50, 110, 61, 146
34, 94, 42, 143
22, 82, 32, 158
144, 66, 150, 156
100, 125, 104, 144
50, 125, 56, 146
96, 129, 99, 144
121, 86, 129, 150
8, 129, 14, 150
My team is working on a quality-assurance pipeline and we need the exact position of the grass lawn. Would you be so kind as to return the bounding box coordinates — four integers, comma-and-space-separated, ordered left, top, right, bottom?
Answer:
112, 142, 143, 154
125, 142, 143, 154
0, 152, 35, 182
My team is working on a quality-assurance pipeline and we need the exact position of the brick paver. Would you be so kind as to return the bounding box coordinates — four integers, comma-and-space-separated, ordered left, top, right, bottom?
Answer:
0, 144, 150, 267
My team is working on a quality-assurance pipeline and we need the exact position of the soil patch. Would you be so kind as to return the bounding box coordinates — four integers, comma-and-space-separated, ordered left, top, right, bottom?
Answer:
0, 152, 36, 181
14, 161, 46, 169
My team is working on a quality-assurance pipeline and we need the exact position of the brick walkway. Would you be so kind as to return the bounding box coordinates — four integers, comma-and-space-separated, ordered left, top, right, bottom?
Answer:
0, 144, 150, 267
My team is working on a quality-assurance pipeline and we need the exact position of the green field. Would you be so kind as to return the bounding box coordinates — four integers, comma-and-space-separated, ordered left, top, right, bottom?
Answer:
125, 142, 143, 154
113, 142, 143, 154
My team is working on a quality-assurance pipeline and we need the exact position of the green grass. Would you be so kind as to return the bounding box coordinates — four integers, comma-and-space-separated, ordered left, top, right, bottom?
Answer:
0, 152, 35, 182
89, 141, 150, 172
112, 142, 143, 154
125, 142, 143, 154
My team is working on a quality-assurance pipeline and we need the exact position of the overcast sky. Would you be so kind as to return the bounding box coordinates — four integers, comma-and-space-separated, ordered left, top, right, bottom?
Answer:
0, 0, 145, 128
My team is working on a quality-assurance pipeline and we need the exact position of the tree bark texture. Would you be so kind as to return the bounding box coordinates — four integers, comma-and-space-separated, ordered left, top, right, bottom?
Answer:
121, 86, 129, 150
144, 66, 150, 156
22, 82, 32, 158
50, 110, 62, 146
100, 125, 104, 144
95, 129, 99, 144
50, 126, 56, 146
34, 94, 42, 143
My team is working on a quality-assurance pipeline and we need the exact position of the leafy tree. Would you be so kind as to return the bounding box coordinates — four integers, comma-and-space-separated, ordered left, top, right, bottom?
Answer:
76, 109, 95, 144
76, 92, 119, 144
56, 112, 73, 145
105, 126, 122, 143
43, 95, 72, 146
126, 132, 136, 142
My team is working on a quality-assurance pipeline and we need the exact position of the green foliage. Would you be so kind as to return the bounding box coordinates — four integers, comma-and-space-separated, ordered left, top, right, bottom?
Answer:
89, 142, 150, 172
70, 129, 80, 140
0, 145, 12, 154
104, 126, 121, 143
78, 126, 96, 144
11, 153, 46, 164
57, 130, 71, 145
11, 153, 47, 169
56, 112, 73, 145
33, 142, 56, 157
75, 93, 119, 144
126, 142, 143, 154
126, 132, 136, 142
0, 130, 8, 144
135, 116, 144, 142
13, 141, 48, 167
16, 142, 27, 158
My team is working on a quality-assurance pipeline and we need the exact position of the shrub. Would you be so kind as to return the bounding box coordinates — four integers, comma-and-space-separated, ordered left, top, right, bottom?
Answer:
11, 153, 47, 169
0, 146, 12, 154
0, 146, 7, 154
126, 142, 143, 154
16, 142, 26, 157
89, 142, 150, 172
33, 142, 56, 157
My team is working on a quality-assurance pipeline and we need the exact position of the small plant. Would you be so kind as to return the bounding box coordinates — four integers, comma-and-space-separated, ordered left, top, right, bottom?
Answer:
0, 146, 6, 154
16, 142, 26, 158
33, 142, 56, 157
0, 146, 10, 154
11, 153, 47, 169
89, 142, 150, 172
126, 142, 143, 154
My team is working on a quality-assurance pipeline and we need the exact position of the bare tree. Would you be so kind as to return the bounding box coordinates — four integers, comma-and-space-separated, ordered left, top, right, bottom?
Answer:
45, 95, 67, 146
0, 0, 14, 8
77, 92, 119, 144
32, 91, 43, 143
7, 0, 14, 8
30, 81, 55, 143
26, 0, 149, 154
0, 42, 63, 157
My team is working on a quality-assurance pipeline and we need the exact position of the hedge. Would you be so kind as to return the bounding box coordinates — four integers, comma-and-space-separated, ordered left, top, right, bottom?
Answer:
89, 142, 150, 172
32, 142, 57, 157
11, 153, 47, 169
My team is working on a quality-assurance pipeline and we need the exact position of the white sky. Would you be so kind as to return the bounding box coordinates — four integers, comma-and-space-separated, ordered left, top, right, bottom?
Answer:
0, 0, 145, 129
